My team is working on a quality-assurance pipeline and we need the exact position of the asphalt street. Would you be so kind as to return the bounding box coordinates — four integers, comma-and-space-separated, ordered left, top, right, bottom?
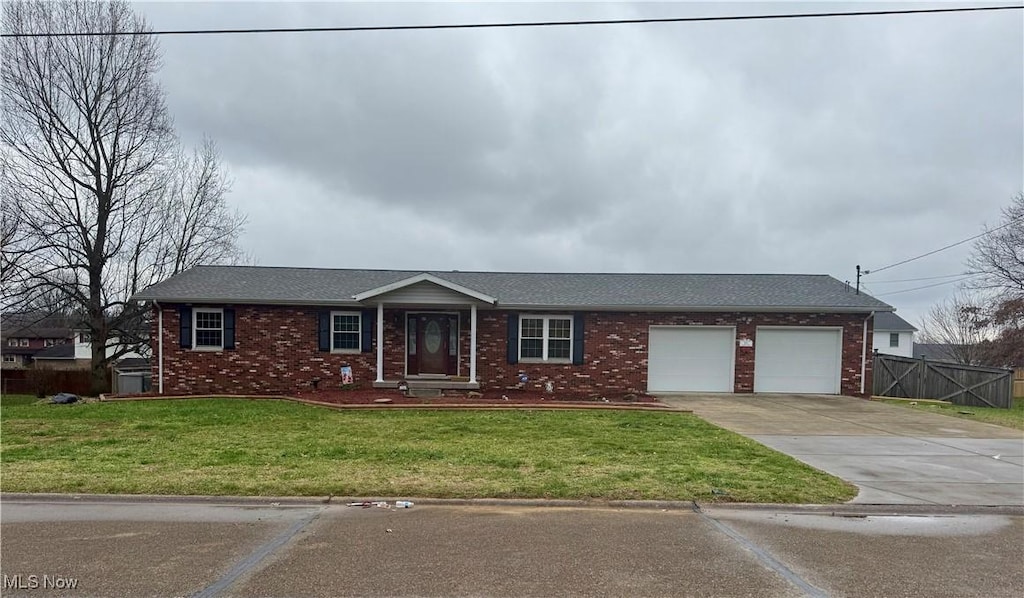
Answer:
2, 498, 1022, 597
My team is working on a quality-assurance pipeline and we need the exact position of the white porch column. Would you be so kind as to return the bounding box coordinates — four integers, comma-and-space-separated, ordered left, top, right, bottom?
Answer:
469, 303, 478, 384
376, 302, 385, 383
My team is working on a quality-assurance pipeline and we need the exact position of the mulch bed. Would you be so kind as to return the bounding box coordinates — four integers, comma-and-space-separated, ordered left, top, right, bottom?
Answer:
293, 388, 665, 407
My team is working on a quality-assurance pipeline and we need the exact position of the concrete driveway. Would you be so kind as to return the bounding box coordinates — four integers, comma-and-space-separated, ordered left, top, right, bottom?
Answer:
660, 394, 1024, 506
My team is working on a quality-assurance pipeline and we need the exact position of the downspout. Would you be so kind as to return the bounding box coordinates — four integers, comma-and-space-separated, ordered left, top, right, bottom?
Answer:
860, 311, 874, 396
156, 301, 164, 395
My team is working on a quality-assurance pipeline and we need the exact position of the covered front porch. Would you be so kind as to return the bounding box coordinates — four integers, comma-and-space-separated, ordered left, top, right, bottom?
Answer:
354, 273, 495, 390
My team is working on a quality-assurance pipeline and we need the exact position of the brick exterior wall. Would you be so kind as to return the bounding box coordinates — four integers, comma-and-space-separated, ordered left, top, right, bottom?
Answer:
153, 304, 873, 397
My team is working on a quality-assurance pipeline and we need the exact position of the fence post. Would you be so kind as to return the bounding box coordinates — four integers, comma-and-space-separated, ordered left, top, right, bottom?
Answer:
917, 354, 927, 399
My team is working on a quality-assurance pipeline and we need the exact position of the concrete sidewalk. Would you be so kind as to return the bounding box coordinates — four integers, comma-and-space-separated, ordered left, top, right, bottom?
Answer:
660, 394, 1024, 506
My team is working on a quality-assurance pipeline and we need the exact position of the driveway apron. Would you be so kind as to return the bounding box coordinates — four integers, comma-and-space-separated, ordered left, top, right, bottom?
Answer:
660, 394, 1024, 506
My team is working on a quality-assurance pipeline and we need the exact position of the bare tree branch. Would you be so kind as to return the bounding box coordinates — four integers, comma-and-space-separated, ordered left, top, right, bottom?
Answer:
2, 1, 246, 394
917, 291, 994, 366
967, 192, 1024, 299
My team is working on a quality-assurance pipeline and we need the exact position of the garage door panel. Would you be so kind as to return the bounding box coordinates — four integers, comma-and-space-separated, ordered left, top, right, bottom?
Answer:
648, 327, 734, 393
754, 328, 841, 394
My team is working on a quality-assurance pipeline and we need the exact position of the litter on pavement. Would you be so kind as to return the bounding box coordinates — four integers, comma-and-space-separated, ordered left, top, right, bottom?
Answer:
346, 501, 415, 509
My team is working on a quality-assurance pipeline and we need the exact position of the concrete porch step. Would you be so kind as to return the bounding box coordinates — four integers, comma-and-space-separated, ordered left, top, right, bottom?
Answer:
406, 388, 443, 398
373, 379, 481, 391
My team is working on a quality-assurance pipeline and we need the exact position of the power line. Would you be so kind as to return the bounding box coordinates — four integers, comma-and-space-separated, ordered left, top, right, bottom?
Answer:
2, 5, 1021, 38
875, 274, 979, 297
865, 215, 1024, 276
868, 272, 976, 284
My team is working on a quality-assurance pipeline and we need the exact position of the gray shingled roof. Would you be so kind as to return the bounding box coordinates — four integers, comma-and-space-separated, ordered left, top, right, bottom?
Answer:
132, 266, 893, 312
913, 343, 960, 362
32, 344, 75, 360
0, 312, 75, 339
873, 311, 918, 332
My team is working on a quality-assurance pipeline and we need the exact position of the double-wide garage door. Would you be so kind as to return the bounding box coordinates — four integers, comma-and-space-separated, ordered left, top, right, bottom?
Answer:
647, 326, 842, 394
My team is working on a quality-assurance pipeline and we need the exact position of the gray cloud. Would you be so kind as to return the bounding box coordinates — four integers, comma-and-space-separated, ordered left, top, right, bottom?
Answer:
138, 2, 1023, 324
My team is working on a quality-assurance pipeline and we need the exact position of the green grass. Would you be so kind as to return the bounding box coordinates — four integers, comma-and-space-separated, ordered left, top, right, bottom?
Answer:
0, 394, 39, 407
882, 397, 1024, 430
0, 395, 855, 503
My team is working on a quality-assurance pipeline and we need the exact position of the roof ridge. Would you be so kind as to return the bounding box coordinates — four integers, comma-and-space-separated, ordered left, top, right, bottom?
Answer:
190, 265, 833, 277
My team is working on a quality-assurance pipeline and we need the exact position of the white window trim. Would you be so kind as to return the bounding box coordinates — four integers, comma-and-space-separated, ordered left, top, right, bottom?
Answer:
331, 311, 362, 354
193, 307, 224, 351
3, 355, 15, 362
889, 332, 900, 348
519, 314, 573, 363
19, 339, 28, 347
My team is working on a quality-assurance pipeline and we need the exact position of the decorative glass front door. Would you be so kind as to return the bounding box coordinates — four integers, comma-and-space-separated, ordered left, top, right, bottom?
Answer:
407, 313, 458, 375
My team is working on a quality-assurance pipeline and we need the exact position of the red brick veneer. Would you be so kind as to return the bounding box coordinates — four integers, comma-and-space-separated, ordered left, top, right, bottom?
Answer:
153, 305, 873, 396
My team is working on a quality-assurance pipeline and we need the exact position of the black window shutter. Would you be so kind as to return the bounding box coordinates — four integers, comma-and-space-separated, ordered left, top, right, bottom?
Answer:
317, 311, 330, 352
361, 309, 374, 353
507, 313, 519, 364
223, 308, 236, 350
572, 312, 585, 365
179, 306, 192, 349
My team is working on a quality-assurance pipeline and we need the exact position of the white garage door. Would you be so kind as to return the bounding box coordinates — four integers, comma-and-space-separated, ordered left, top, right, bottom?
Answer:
754, 328, 842, 394
647, 327, 735, 393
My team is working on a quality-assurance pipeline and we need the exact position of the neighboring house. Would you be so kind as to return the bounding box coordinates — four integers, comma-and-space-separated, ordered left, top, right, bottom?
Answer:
0, 312, 147, 370
0, 312, 75, 370
31, 343, 81, 370
72, 328, 149, 363
872, 311, 917, 357
133, 266, 893, 397
912, 343, 962, 363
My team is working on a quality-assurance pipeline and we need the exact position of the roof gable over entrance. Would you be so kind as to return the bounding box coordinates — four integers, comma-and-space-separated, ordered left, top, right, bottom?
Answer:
352, 273, 497, 305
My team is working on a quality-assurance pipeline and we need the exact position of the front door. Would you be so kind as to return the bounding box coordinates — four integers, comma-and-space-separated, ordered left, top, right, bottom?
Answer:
407, 314, 458, 376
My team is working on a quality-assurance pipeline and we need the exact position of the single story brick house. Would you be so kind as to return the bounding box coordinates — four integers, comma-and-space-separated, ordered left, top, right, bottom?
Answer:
132, 266, 893, 397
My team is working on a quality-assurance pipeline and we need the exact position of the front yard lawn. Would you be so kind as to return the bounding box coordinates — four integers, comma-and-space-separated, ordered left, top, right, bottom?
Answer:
882, 397, 1024, 431
0, 396, 855, 503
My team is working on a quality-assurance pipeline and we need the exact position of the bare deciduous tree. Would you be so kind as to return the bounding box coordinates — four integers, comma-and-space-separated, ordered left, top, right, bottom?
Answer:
984, 297, 1024, 367
2, 0, 246, 393
967, 191, 1024, 298
917, 292, 993, 366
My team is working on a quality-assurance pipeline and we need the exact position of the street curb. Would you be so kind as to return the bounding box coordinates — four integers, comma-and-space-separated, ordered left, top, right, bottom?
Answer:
3, 493, 1021, 515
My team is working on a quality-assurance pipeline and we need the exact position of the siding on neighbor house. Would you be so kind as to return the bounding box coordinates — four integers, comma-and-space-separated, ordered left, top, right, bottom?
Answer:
872, 330, 914, 358
152, 304, 873, 397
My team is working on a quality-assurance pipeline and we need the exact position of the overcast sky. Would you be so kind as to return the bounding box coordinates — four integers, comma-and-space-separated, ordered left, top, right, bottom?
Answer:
135, 1, 1023, 325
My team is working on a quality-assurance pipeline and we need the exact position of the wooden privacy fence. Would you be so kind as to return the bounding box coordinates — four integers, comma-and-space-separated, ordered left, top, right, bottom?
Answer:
1, 369, 110, 397
873, 353, 1014, 409
1015, 369, 1024, 399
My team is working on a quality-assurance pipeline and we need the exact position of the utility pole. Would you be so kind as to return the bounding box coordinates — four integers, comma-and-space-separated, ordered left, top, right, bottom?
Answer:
856, 265, 861, 295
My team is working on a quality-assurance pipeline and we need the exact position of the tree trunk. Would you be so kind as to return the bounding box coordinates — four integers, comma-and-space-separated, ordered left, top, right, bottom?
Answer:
90, 338, 108, 396
89, 269, 108, 396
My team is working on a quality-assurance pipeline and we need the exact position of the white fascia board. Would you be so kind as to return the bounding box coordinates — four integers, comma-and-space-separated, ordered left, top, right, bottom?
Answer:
352, 273, 497, 304
134, 298, 364, 307
498, 304, 894, 313
133, 298, 892, 313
